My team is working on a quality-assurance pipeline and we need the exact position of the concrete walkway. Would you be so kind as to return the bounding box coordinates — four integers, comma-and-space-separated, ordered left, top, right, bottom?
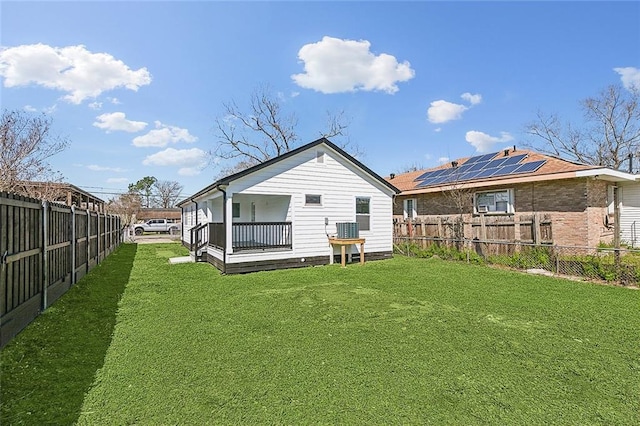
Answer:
168, 256, 194, 264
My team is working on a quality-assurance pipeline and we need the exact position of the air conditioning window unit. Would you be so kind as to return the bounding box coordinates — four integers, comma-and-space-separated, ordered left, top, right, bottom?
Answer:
477, 205, 489, 213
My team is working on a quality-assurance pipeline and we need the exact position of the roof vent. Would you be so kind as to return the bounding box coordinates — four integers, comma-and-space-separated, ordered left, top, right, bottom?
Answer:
504, 149, 510, 156
451, 161, 458, 168
390, 173, 396, 179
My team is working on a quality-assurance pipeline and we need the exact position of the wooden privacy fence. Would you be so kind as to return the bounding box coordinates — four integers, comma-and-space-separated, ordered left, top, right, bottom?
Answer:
394, 214, 553, 244
0, 192, 122, 348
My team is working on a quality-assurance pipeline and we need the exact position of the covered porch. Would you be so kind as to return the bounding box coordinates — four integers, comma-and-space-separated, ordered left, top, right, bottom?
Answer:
189, 192, 293, 256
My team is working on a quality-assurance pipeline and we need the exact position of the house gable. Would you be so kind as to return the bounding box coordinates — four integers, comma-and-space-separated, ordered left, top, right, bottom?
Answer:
179, 138, 398, 207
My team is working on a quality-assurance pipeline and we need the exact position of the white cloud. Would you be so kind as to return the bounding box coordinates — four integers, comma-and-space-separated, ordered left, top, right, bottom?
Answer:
43, 104, 57, 114
23, 105, 37, 112
465, 130, 514, 153
132, 121, 197, 147
614, 67, 640, 91
106, 177, 128, 184
142, 147, 207, 176
427, 100, 468, 124
87, 164, 126, 172
461, 92, 482, 105
0, 43, 152, 104
438, 157, 450, 164
88, 101, 102, 110
93, 112, 147, 133
427, 92, 482, 124
292, 36, 415, 94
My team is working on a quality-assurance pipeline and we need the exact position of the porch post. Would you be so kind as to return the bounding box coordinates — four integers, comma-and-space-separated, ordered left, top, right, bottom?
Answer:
225, 192, 233, 254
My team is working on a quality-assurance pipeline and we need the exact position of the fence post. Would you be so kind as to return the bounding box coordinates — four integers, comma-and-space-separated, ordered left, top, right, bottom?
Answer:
555, 245, 559, 274
86, 209, 90, 269
42, 201, 49, 310
71, 206, 76, 285
97, 212, 101, 264
532, 214, 541, 245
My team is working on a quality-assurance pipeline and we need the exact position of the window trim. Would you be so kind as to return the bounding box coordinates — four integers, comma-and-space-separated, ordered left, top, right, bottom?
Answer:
305, 194, 322, 206
232, 202, 241, 218
355, 196, 371, 231
474, 189, 514, 215
404, 198, 417, 219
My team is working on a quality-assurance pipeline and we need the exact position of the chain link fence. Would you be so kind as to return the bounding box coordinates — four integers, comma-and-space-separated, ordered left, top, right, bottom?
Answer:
394, 237, 640, 286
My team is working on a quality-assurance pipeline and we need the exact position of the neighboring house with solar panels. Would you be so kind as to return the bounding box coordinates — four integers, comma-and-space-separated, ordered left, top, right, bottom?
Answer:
388, 148, 640, 248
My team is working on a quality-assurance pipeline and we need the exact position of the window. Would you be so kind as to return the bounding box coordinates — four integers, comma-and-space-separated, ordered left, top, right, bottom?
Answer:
404, 198, 416, 219
305, 194, 322, 205
232, 202, 240, 218
475, 189, 514, 214
356, 197, 370, 231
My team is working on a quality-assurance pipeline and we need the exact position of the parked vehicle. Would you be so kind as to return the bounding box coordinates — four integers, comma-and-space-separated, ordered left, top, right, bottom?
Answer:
133, 219, 180, 235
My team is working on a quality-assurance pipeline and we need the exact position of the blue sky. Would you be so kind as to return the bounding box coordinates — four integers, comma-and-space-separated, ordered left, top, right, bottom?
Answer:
2, 1, 639, 200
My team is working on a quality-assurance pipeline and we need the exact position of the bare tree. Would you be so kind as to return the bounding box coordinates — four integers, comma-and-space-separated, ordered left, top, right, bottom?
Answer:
214, 84, 298, 166
526, 84, 640, 172
0, 109, 69, 193
525, 84, 640, 259
107, 192, 142, 227
213, 84, 354, 172
153, 180, 183, 208
395, 161, 426, 174
440, 172, 474, 240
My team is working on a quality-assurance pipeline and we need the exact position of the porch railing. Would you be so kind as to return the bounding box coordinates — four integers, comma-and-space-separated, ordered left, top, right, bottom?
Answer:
208, 222, 293, 251
190, 222, 208, 253
233, 222, 292, 251
209, 222, 225, 250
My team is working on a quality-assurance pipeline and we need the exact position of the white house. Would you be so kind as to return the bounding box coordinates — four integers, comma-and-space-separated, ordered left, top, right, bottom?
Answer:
178, 138, 400, 274
619, 180, 640, 248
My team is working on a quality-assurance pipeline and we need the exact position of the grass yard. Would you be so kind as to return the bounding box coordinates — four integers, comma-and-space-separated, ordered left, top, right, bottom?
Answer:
2, 243, 639, 425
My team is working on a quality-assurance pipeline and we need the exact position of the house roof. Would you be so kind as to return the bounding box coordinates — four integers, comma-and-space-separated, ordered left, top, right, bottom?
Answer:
178, 138, 400, 206
17, 181, 106, 203
388, 148, 638, 195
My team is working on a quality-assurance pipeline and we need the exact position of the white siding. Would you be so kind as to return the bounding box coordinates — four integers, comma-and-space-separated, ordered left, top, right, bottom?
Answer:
180, 203, 197, 243
620, 182, 640, 248
223, 145, 395, 263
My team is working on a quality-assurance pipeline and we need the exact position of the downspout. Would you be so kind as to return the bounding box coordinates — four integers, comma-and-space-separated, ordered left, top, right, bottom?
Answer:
180, 204, 184, 245
218, 185, 227, 273
191, 198, 198, 252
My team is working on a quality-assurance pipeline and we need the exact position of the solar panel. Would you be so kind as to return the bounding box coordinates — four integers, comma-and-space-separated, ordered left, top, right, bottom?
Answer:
416, 179, 435, 188
466, 161, 489, 172
483, 157, 510, 169
460, 169, 486, 180
464, 152, 499, 164
473, 168, 500, 179
500, 154, 527, 166
513, 160, 546, 174
476, 152, 499, 163
452, 163, 474, 174
491, 164, 523, 178
413, 154, 547, 188
463, 154, 488, 165
415, 168, 447, 181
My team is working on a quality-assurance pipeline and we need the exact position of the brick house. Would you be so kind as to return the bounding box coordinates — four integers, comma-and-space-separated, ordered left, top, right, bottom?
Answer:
389, 148, 639, 248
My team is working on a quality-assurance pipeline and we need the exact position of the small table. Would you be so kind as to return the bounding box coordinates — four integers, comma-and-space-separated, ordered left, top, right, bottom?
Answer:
328, 237, 366, 267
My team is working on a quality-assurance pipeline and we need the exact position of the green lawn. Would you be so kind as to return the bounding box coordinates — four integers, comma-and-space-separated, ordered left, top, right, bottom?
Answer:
2, 243, 639, 425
